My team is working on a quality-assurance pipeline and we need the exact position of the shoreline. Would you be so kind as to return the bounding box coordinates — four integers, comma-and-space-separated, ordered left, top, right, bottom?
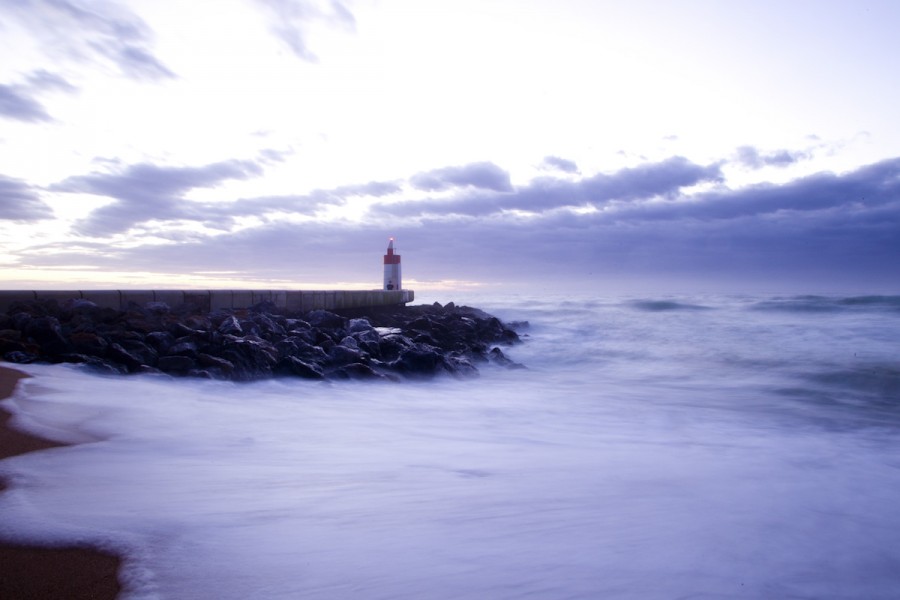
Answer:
0, 364, 123, 600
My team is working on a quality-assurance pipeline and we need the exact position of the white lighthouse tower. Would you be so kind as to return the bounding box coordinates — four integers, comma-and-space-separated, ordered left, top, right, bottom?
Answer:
383, 237, 402, 291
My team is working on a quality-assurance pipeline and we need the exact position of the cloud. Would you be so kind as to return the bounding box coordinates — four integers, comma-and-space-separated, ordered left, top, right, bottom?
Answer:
0, 175, 54, 220
17, 153, 900, 291
2, 0, 174, 80
734, 145, 810, 169
25, 69, 78, 92
614, 156, 900, 223
49, 155, 400, 236
540, 156, 579, 174
382, 156, 721, 218
410, 162, 513, 193
0, 84, 53, 123
0, 69, 77, 123
51, 159, 267, 235
253, 0, 356, 62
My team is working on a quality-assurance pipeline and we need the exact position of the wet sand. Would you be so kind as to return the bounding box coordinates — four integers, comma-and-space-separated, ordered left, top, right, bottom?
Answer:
0, 365, 122, 600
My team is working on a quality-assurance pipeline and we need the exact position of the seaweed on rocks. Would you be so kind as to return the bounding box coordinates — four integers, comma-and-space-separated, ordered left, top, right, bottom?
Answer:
0, 298, 525, 382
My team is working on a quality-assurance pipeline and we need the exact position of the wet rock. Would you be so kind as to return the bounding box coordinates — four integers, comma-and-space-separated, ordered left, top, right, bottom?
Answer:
276, 356, 325, 380
1, 299, 524, 382
158, 355, 196, 373
217, 315, 243, 336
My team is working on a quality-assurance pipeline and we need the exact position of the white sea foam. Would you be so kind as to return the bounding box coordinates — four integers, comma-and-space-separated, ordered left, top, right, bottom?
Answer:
2, 293, 900, 599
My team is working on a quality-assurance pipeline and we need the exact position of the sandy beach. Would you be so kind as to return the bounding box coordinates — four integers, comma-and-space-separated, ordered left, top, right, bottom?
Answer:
0, 364, 122, 600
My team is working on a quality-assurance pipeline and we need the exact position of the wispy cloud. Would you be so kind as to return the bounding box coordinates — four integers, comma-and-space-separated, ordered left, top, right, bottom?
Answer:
252, 0, 356, 62
380, 157, 722, 218
17, 148, 900, 289
2, 0, 175, 80
410, 162, 514, 193
733, 145, 811, 169
0, 175, 54, 220
539, 156, 579, 174
51, 159, 266, 235
0, 70, 77, 123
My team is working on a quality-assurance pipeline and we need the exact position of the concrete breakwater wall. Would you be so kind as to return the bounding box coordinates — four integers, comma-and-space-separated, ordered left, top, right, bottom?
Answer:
0, 289, 414, 314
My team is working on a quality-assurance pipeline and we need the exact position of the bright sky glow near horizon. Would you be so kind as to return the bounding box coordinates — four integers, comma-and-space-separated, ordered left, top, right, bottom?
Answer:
1, 0, 899, 294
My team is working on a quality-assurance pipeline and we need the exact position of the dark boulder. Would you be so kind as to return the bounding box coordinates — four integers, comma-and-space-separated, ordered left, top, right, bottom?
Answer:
1, 299, 525, 382
158, 355, 196, 374
217, 315, 243, 336
107, 343, 144, 372
305, 310, 344, 330
276, 356, 325, 380
392, 344, 446, 376
68, 331, 109, 356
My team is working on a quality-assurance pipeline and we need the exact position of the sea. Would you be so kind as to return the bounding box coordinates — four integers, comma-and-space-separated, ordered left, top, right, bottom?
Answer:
2, 292, 900, 599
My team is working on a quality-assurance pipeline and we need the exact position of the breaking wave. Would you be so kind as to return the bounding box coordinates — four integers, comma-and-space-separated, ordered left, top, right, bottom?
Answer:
628, 299, 713, 312
750, 294, 900, 314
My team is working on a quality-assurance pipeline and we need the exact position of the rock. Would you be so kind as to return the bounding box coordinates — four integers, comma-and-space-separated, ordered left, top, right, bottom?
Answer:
146, 331, 175, 353
4, 350, 37, 364
392, 344, 446, 376
330, 362, 384, 380
197, 353, 235, 374
305, 310, 344, 330
117, 339, 158, 366
0, 299, 525, 382
347, 318, 372, 333
24, 316, 70, 355
107, 343, 144, 372
217, 315, 243, 335
276, 356, 325, 380
329, 344, 364, 367
144, 301, 171, 315
158, 355, 196, 373
167, 341, 199, 358
69, 331, 109, 356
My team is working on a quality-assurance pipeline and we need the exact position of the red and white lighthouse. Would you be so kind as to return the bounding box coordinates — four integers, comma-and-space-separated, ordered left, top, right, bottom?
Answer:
383, 237, 402, 291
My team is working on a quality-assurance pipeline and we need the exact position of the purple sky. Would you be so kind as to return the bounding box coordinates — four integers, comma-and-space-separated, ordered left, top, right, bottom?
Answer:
1, 0, 899, 293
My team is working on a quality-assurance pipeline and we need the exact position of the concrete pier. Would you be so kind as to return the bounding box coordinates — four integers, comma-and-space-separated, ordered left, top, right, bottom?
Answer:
0, 289, 414, 314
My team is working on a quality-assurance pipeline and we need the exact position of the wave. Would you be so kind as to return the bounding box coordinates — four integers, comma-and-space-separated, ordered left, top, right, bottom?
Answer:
628, 299, 712, 312
750, 295, 900, 314
810, 363, 900, 402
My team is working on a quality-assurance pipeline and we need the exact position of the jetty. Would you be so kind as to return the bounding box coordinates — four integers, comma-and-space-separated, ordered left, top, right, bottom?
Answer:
0, 289, 414, 314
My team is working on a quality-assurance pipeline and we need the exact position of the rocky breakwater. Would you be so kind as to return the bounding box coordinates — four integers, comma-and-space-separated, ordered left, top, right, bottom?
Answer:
0, 298, 525, 381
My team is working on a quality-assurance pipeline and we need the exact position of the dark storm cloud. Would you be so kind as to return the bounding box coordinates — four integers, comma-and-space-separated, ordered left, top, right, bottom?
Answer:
540, 156, 579, 174
2, 0, 174, 80
254, 0, 356, 62
0, 175, 54, 220
410, 162, 514, 193
734, 145, 809, 169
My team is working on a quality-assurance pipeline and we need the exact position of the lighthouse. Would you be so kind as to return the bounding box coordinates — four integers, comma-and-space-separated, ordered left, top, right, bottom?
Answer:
383, 237, 402, 291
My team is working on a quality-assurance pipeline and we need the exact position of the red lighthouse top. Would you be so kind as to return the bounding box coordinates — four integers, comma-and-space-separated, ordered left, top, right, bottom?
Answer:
384, 238, 400, 264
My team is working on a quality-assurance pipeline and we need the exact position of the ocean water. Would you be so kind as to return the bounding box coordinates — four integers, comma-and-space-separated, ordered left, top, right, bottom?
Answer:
2, 293, 900, 599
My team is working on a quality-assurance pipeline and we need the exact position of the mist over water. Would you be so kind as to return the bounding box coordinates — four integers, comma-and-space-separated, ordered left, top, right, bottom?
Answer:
2, 293, 900, 599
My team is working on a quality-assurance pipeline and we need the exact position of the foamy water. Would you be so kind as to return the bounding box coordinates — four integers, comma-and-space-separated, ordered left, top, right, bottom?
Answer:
2, 293, 899, 599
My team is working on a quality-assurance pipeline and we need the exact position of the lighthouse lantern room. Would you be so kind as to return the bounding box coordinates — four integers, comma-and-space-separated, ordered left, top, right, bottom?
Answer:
383, 237, 402, 291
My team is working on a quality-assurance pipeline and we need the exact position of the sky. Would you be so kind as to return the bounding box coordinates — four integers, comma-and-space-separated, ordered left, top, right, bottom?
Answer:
1, 0, 899, 294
